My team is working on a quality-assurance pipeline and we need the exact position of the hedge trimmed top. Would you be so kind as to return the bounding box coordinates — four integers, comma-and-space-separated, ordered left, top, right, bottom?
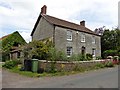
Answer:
0, 31, 26, 52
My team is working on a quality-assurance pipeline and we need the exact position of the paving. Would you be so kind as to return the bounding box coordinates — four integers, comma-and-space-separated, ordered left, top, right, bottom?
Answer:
2, 66, 119, 88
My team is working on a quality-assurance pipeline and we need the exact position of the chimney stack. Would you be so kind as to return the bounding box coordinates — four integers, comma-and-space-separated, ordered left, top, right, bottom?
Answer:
41, 5, 47, 14
80, 20, 85, 26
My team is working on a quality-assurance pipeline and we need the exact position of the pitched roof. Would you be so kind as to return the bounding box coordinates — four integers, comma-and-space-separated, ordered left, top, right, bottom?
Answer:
31, 14, 100, 36
0, 34, 11, 41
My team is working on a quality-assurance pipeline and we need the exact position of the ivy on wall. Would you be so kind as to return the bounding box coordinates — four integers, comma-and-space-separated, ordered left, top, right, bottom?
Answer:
0, 31, 26, 61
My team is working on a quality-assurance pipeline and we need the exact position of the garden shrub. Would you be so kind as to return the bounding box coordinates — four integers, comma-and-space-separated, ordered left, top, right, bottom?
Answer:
113, 56, 119, 61
57, 51, 67, 61
105, 61, 114, 67
69, 54, 78, 61
3, 60, 20, 69
96, 56, 102, 60
77, 54, 86, 61
86, 53, 92, 60
103, 50, 117, 58
95, 63, 105, 68
46, 48, 58, 73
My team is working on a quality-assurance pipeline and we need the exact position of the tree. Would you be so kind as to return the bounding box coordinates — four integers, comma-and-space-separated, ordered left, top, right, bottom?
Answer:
101, 29, 120, 58
22, 39, 53, 60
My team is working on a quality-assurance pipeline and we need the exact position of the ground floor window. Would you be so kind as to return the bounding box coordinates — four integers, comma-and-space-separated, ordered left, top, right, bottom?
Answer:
92, 48, 96, 57
67, 47, 72, 57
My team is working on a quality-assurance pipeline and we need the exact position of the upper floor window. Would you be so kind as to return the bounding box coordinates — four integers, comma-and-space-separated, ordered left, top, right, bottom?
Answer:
81, 33, 85, 42
67, 30, 72, 41
92, 36, 95, 44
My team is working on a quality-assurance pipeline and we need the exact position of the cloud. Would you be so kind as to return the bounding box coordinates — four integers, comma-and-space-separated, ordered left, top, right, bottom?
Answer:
0, 0, 119, 42
19, 31, 31, 43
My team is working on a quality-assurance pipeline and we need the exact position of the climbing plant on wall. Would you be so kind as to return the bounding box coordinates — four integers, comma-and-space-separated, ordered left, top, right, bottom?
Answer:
0, 31, 26, 61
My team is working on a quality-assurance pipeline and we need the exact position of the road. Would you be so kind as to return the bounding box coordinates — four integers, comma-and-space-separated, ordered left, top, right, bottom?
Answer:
2, 66, 118, 88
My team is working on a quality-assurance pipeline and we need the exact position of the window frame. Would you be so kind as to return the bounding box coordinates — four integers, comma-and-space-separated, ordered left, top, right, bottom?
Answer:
92, 48, 96, 57
67, 47, 72, 57
67, 30, 72, 41
81, 33, 85, 42
92, 36, 95, 44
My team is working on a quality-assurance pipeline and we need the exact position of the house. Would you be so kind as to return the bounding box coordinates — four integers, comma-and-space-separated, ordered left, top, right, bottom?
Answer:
0, 31, 26, 61
31, 5, 101, 57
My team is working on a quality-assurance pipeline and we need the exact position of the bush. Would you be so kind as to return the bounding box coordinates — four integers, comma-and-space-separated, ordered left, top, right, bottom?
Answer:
103, 50, 117, 58
47, 48, 57, 61
3, 60, 20, 69
68, 54, 78, 61
86, 53, 92, 60
113, 56, 119, 61
95, 63, 105, 68
105, 61, 114, 67
22, 40, 53, 60
57, 51, 67, 61
77, 54, 86, 61
96, 56, 102, 60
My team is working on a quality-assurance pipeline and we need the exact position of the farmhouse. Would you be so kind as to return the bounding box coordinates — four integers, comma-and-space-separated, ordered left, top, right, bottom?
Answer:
31, 5, 101, 57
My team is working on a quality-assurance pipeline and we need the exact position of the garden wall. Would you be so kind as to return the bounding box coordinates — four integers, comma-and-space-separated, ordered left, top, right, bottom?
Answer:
38, 60, 106, 72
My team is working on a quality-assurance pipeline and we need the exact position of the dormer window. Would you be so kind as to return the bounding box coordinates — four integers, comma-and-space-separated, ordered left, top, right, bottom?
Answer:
67, 30, 72, 41
81, 33, 85, 42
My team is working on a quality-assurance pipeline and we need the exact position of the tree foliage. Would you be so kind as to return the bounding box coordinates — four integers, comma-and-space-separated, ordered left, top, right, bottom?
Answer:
22, 39, 53, 60
101, 29, 120, 58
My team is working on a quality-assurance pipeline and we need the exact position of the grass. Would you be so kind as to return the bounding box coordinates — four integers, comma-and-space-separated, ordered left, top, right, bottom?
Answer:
8, 66, 80, 77
3, 65, 94, 78
4, 65, 104, 78
3, 61, 119, 78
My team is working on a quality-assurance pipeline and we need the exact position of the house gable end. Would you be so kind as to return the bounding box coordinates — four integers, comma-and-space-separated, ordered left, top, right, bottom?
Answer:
32, 15, 54, 41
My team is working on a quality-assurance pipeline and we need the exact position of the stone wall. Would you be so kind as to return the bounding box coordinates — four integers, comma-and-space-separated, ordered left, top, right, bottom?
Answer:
38, 60, 104, 72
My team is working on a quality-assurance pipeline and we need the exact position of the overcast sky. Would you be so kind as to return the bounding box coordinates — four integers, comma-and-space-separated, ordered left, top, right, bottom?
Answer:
0, 0, 119, 42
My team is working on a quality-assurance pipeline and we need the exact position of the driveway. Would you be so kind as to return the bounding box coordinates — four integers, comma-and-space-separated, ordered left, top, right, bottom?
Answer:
2, 66, 118, 88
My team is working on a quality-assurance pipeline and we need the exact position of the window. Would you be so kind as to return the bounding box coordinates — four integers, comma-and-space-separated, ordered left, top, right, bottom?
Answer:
92, 36, 95, 44
67, 30, 72, 41
81, 33, 85, 42
67, 47, 72, 57
92, 48, 96, 57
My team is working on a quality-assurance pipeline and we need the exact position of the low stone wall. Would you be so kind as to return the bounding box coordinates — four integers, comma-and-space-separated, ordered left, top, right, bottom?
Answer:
38, 60, 106, 72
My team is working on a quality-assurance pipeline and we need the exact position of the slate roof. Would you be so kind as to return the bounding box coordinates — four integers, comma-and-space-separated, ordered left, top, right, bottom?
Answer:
31, 14, 100, 36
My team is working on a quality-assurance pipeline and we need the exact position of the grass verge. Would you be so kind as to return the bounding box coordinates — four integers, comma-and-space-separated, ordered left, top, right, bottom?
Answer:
3, 65, 112, 78
3, 61, 119, 78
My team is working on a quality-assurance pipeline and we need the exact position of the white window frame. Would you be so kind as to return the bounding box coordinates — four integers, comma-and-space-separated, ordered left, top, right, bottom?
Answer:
81, 33, 85, 42
67, 47, 72, 57
67, 30, 72, 41
92, 36, 95, 44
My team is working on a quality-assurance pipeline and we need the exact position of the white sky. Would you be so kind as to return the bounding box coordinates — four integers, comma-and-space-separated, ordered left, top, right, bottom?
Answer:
0, 0, 119, 42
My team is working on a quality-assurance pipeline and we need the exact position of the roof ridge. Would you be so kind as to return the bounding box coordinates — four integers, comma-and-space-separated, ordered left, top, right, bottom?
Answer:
42, 14, 83, 27
31, 14, 100, 36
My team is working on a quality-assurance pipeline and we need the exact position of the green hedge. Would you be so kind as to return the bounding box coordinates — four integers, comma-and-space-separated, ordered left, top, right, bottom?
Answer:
2, 60, 21, 69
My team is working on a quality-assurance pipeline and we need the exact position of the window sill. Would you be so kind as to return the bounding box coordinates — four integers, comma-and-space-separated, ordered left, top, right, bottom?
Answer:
81, 41, 85, 43
67, 39, 73, 42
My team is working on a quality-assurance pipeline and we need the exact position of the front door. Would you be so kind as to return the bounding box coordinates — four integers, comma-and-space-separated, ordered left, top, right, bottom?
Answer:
81, 46, 85, 55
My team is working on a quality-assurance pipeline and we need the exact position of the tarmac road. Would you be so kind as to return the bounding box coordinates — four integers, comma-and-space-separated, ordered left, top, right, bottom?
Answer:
2, 66, 119, 88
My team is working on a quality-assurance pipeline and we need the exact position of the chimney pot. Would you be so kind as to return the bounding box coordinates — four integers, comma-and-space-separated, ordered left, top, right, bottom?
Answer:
80, 20, 85, 26
41, 5, 47, 14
